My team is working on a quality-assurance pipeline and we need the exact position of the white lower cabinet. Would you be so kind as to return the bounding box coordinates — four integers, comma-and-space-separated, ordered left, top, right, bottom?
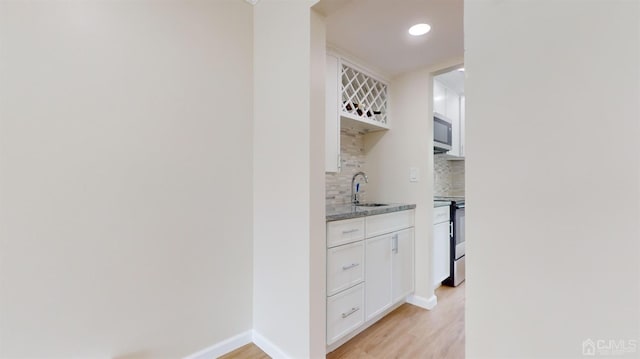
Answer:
433, 221, 450, 286
327, 283, 365, 345
327, 241, 365, 296
365, 228, 415, 320
433, 206, 451, 286
392, 228, 415, 302
327, 217, 365, 248
365, 210, 415, 238
365, 233, 393, 320
326, 209, 415, 350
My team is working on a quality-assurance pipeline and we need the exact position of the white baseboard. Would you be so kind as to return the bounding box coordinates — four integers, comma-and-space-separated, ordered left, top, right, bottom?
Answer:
406, 294, 438, 310
252, 330, 291, 359
184, 329, 294, 359
183, 330, 252, 359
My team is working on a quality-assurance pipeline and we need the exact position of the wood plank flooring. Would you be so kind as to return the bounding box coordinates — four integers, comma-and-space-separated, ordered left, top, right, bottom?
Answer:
220, 283, 465, 359
219, 343, 270, 359
327, 283, 465, 359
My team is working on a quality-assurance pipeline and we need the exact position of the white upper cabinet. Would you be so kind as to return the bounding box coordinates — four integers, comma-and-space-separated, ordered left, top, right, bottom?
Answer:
434, 78, 465, 159
325, 53, 390, 172
326, 54, 341, 173
433, 80, 446, 116
339, 60, 389, 132
460, 95, 465, 157
447, 90, 462, 158
445, 87, 460, 121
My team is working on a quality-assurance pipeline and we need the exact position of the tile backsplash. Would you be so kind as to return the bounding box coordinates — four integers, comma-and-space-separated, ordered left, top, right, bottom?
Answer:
326, 128, 367, 206
326, 131, 465, 205
434, 154, 465, 197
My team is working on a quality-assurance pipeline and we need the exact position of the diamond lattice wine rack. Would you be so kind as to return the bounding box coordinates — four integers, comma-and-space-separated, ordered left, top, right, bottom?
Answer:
340, 62, 389, 131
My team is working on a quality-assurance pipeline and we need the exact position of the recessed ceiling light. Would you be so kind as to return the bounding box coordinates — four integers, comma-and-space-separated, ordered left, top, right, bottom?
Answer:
408, 23, 431, 36
458, 67, 465, 72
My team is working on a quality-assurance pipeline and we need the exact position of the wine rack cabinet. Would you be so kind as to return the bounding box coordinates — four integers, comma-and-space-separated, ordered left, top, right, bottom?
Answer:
340, 61, 389, 129
325, 53, 390, 173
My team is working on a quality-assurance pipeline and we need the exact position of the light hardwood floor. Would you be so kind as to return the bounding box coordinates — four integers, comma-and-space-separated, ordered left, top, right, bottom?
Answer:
220, 283, 465, 359
219, 343, 270, 359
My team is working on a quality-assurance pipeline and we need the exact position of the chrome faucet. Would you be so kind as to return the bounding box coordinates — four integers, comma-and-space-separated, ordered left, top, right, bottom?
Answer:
351, 171, 368, 205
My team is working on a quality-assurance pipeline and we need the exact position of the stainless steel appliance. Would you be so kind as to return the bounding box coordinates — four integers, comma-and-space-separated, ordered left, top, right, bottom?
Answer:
444, 200, 465, 286
433, 113, 452, 153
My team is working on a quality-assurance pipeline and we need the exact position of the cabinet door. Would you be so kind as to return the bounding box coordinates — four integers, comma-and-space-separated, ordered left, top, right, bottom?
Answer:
460, 95, 465, 157
433, 80, 446, 116
392, 228, 415, 302
445, 87, 460, 121
325, 54, 340, 173
446, 88, 461, 157
365, 234, 392, 321
433, 221, 451, 286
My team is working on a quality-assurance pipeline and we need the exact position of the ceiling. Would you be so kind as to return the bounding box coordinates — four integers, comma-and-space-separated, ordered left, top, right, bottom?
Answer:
435, 68, 465, 95
313, 0, 463, 78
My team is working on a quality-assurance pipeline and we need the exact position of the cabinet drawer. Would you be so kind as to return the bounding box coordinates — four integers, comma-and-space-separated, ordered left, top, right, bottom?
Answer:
327, 241, 364, 296
365, 210, 415, 238
327, 218, 365, 248
327, 283, 364, 345
433, 206, 450, 224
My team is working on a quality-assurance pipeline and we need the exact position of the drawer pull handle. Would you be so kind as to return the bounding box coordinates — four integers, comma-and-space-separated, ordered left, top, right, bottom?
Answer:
342, 229, 359, 234
341, 306, 360, 319
342, 263, 360, 270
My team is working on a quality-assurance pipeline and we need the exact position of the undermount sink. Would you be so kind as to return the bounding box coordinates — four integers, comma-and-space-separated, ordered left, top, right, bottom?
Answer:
356, 203, 390, 207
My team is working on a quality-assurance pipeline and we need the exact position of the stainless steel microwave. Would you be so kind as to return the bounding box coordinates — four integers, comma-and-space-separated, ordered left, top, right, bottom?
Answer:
434, 112, 452, 153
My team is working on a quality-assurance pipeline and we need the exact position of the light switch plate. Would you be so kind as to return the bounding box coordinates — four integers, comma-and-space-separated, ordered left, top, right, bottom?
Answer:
410, 167, 419, 182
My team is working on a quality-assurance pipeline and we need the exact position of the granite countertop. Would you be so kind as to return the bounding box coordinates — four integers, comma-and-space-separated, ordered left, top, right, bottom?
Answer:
434, 195, 465, 202
326, 203, 416, 222
434, 200, 451, 208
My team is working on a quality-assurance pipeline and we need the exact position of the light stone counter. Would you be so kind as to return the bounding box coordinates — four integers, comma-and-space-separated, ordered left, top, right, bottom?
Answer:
326, 203, 416, 222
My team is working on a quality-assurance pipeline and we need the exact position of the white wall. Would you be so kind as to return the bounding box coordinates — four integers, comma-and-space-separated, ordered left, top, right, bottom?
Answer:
465, 0, 640, 357
309, 9, 328, 358
252, 1, 323, 358
364, 69, 434, 305
0, 1, 254, 357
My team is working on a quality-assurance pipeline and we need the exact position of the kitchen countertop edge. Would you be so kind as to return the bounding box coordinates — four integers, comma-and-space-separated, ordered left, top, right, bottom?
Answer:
326, 203, 417, 222
434, 200, 451, 208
